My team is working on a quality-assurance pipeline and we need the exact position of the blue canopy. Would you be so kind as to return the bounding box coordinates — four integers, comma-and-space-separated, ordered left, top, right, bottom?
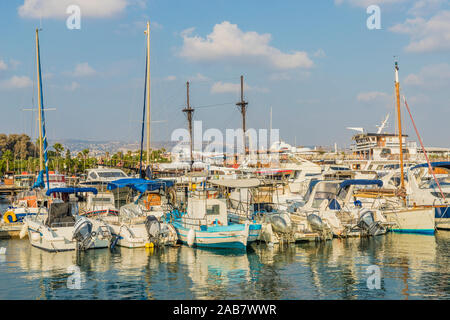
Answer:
410, 162, 450, 170
340, 179, 383, 189
31, 170, 45, 189
107, 178, 175, 194
46, 187, 98, 196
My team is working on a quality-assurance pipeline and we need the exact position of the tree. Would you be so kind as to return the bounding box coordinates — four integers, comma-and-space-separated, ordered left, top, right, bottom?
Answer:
53, 143, 64, 158
82, 149, 89, 171
2, 150, 13, 171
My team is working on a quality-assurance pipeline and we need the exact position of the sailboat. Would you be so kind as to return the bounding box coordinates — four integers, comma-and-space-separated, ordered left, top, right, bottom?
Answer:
23, 29, 113, 251
86, 22, 178, 249
381, 61, 435, 234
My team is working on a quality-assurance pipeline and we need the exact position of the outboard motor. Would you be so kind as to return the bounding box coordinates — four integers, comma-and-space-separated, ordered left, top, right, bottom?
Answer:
357, 211, 386, 236
73, 216, 95, 251
269, 214, 289, 234
145, 215, 161, 242
307, 214, 324, 232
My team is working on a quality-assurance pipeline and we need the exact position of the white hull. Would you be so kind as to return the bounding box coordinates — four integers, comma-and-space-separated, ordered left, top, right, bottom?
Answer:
383, 207, 435, 234
25, 218, 111, 252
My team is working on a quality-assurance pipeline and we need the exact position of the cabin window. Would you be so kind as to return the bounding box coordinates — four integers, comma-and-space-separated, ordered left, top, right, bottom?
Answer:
89, 172, 97, 180
206, 204, 220, 215
97, 172, 127, 178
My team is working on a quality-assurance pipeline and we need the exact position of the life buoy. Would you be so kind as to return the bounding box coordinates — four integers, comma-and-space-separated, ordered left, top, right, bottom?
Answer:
211, 219, 222, 226
3, 211, 17, 223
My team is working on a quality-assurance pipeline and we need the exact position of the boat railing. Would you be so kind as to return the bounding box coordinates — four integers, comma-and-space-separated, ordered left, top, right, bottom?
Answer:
179, 216, 207, 229
49, 221, 76, 228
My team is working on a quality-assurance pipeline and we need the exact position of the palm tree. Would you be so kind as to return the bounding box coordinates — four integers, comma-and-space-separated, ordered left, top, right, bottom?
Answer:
82, 149, 89, 171
2, 150, 13, 172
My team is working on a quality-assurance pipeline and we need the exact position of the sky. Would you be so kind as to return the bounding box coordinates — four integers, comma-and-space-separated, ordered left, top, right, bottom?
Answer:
0, 0, 449, 150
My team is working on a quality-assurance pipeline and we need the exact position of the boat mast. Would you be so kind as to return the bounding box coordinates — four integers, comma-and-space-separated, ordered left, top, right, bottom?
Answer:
394, 61, 405, 192
236, 75, 248, 156
36, 28, 43, 171
145, 22, 151, 167
183, 81, 194, 171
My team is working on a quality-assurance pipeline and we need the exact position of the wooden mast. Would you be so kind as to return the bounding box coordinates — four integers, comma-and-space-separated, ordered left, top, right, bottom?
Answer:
236, 75, 248, 156
183, 82, 194, 171
145, 22, 151, 167
394, 61, 406, 194
36, 28, 43, 171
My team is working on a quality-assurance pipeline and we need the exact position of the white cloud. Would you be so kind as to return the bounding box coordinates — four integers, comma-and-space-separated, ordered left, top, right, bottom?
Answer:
404, 73, 423, 85
334, 0, 409, 7
180, 21, 313, 70
0, 60, 7, 71
189, 73, 210, 82
390, 11, 450, 52
357, 91, 389, 102
211, 81, 268, 94
407, 0, 448, 16
164, 75, 177, 81
0, 75, 33, 89
18, 0, 128, 19
403, 63, 450, 87
313, 49, 326, 58
269, 73, 291, 81
71, 62, 96, 77
64, 81, 80, 91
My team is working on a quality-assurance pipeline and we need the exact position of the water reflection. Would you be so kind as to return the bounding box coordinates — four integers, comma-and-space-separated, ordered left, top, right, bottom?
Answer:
0, 230, 449, 299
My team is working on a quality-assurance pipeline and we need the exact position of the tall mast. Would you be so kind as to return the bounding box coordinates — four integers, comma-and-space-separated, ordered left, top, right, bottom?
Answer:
183, 81, 194, 171
145, 21, 151, 166
36, 28, 43, 171
236, 75, 248, 156
394, 60, 405, 192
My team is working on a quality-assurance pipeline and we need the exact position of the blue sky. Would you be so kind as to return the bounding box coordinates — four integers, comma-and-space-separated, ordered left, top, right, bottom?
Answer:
0, 0, 449, 149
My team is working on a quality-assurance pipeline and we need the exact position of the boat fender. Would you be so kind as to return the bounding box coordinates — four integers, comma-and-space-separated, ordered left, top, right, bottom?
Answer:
19, 221, 28, 239
187, 229, 195, 247
3, 211, 17, 224
31, 232, 40, 242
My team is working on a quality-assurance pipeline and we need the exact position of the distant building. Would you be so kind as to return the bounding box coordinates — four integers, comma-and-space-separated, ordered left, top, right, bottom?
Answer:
350, 132, 417, 160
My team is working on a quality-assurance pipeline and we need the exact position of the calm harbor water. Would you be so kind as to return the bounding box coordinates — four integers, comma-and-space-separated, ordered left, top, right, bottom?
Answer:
1, 200, 449, 300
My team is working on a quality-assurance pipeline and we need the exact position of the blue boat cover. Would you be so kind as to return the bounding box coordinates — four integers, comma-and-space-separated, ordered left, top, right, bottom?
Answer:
31, 170, 45, 189
46, 187, 98, 196
340, 179, 383, 188
107, 178, 174, 193
410, 162, 450, 170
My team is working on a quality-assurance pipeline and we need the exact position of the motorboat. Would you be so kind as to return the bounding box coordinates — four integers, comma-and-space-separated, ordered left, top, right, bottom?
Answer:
23, 188, 112, 252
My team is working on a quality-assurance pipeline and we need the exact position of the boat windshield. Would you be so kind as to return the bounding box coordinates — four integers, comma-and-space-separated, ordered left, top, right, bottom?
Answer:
97, 172, 127, 178
311, 182, 339, 209
420, 176, 450, 189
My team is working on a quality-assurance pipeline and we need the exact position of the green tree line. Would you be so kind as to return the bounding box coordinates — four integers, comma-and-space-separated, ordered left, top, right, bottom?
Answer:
0, 133, 170, 176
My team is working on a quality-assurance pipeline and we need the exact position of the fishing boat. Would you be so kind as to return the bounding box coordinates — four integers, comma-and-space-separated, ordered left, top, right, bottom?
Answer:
23, 187, 113, 252
168, 195, 251, 249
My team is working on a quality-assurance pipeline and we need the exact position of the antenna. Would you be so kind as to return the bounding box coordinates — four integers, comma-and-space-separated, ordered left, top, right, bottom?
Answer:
376, 113, 390, 134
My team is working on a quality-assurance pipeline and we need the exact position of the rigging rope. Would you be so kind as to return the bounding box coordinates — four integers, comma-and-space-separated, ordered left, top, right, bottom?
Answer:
403, 96, 446, 203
